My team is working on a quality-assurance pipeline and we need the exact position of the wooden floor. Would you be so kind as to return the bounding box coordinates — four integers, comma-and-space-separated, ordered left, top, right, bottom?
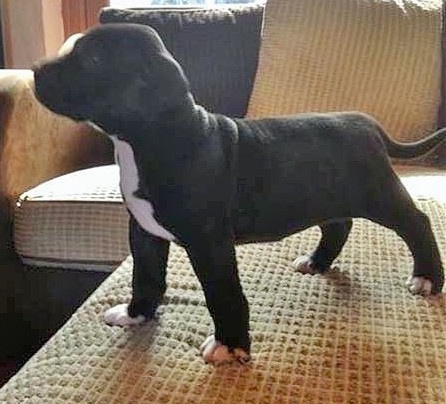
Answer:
0, 254, 109, 387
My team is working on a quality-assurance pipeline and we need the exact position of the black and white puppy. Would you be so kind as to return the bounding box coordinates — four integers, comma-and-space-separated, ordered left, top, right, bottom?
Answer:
33, 24, 445, 365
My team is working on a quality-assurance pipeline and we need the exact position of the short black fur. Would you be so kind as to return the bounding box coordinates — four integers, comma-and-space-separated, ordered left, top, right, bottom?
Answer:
33, 24, 445, 359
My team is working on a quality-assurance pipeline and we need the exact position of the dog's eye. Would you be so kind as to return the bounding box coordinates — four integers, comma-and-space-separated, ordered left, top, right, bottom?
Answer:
80, 54, 101, 69
89, 55, 101, 66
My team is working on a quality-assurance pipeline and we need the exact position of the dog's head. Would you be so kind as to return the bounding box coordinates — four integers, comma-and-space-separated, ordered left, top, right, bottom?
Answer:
33, 24, 191, 132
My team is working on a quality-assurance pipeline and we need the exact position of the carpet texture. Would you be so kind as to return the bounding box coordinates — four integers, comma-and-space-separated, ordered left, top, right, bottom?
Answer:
1, 200, 445, 403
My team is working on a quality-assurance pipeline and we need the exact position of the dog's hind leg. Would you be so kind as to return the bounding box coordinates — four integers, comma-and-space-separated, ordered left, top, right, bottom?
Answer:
104, 215, 170, 326
293, 219, 352, 274
366, 172, 444, 295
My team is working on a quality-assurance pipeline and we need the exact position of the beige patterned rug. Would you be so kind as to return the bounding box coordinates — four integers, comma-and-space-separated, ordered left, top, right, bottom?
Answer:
1, 199, 445, 403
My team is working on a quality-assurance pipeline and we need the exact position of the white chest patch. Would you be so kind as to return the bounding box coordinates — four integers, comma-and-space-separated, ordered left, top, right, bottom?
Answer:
110, 137, 175, 241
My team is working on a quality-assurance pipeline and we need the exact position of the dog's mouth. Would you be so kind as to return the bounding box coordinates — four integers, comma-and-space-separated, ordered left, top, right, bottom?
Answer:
32, 67, 85, 122
33, 67, 60, 111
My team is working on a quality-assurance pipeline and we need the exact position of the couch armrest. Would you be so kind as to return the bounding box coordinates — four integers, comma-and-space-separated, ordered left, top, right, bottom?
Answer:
0, 70, 113, 252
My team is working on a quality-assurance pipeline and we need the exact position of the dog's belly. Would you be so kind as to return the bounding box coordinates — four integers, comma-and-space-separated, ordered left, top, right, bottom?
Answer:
231, 177, 357, 243
110, 137, 175, 241
232, 208, 313, 244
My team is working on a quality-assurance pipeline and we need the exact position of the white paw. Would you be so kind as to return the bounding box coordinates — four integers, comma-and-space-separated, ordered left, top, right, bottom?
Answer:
292, 255, 320, 275
405, 276, 433, 296
199, 335, 250, 366
103, 304, 147, 326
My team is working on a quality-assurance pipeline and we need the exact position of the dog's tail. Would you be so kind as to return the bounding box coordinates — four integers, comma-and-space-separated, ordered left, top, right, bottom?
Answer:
380, 126, 446, 159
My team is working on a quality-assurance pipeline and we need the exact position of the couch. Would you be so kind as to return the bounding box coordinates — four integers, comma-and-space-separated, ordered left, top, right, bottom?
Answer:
0, 0, 445, 402
1, 5, 264, 270
1, 1, 445, 271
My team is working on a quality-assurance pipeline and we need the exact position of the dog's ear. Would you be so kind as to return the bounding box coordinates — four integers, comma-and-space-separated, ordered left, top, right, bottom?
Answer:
135, 50, 192, 113
154, 52, 191, 95
102, 50, 193, 130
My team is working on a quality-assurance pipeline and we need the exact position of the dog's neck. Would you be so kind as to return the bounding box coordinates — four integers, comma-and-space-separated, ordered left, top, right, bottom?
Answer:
88, 92, 215, 152
90, 90, 182, 126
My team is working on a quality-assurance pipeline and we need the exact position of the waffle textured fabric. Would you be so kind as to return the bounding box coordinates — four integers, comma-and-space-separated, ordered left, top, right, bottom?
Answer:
14, 165, 129, 271
247, 0, 442, 144
2, 199, 445, 403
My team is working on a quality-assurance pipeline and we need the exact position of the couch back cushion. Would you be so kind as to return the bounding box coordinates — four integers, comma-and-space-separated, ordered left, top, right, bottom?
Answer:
248, 0, 442, 145
99, 6, 263, 117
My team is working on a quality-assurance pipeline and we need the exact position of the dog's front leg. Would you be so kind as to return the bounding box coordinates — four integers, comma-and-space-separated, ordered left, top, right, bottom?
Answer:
186, 237, 250, 365
104, 215, 170, 326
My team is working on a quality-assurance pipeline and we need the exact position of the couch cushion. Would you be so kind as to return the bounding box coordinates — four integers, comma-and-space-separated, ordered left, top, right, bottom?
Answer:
13, 163, 444, 273
14, 165, 129, 271
0, 70, 114, 255
99, 6, 264, 117
248, 0, 442, 154
1, 196, 445, 401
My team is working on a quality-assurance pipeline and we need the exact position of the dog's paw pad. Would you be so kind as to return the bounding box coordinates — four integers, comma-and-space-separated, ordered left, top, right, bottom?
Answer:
405, 276, 433, 296
104, 304, 146, 326
292, 255, 320, 275
199, 335, 250, 366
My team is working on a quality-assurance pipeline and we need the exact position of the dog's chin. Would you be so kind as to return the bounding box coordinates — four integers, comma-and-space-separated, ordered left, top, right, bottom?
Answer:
58, 109, 86, 122
47, 104, 84, 122
33, 81, 84, 122
35, 92, 86, 122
